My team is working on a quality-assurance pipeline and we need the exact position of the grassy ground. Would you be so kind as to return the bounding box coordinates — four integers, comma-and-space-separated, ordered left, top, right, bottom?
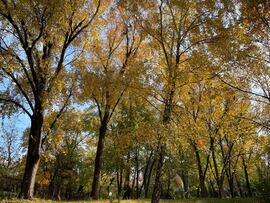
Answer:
0, 198, 263, 203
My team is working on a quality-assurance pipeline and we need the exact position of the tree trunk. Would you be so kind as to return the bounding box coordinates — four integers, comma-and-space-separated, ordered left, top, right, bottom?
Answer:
125, 152, 131, 188
226, 169, 235, 198
209, 180, 217, 197
145, 159, 156, 198
166, 171, 171, 199
20, 113, 43, 199
182, 174, 189, 198
152, 93, 173, 203
151, 148, 164, 203
48, 167, 57, 198
132, 168, 136, 195
242, 157, 252, 197
117, 170, 120, 194
212, 145, 224, 198
48, 153, 61, 199
140, 151, 153, 197
136, 148, 140, 198
235, 175, 243, 197
191, 142, 208, 197
117, 169, 122, 195
120, 168, 123, 194
90, 119, 108, 199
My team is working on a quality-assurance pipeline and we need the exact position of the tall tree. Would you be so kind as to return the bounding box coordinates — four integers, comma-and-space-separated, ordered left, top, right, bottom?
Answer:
0, 0, 100, 198
78, 3, 144, 198
127, 0, 230, 202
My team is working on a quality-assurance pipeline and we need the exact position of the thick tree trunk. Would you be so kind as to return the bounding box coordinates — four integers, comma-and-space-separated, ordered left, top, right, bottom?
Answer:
151, 148, 164, 203
90, 120, 108, 199
20, 113, 43, 199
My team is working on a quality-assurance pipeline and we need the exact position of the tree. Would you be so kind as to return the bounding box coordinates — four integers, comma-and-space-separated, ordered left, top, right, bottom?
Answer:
127, 0, 231, 202
0, 120, 21, 172
215, 0, 270, 129
78, 2, 145, 198
0, 0, 100, 198
40, 110, 88, 200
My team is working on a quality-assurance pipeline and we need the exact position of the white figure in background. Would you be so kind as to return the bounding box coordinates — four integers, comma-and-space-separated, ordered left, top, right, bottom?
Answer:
109, 192, 113, 203
173, 174, 185, 198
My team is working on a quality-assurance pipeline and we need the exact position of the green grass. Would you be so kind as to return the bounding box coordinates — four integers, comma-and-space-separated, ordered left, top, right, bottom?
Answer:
0, 198, 263, 203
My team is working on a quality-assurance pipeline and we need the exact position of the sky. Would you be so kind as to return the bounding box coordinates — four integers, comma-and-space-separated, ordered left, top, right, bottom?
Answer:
1, 113, 30, 135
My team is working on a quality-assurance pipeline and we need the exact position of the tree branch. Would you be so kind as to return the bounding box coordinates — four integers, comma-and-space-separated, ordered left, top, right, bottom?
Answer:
0, 67, 34, 112
0, 97, 32, 118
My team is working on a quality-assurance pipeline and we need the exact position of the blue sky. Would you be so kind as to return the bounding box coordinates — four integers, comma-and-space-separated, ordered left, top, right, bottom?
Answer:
2, 113, 30, 135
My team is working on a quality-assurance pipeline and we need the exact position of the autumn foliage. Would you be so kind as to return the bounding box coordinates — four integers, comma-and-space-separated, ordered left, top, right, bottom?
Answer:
0, 0, 270, 203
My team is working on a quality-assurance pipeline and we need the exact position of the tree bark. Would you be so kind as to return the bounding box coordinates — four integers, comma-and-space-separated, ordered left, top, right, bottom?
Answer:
125, 152, 131, 188
151, 148, 164, 203
226, 167, 235, 198
132, 168, 136, 194
136, 148, 140, 198
117, 168, 123, 195
191, 142, 208, 197
20, 112, 43, 199
145, 159, 156, 198
90, 118, 108, 199
140, 150, 153, 197
242, 156, 252, 197
151, 91, 174, 203
212, 144, 224, 198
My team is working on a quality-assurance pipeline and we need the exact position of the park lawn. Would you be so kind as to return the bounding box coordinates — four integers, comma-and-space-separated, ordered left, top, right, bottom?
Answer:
0, 198, 263, 203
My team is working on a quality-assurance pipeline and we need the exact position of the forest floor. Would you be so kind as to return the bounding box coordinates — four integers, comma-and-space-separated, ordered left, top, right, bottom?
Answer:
0, 198, 263, 203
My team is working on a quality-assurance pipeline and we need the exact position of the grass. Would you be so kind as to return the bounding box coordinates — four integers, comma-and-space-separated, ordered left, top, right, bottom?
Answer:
0, 198, 263, 203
